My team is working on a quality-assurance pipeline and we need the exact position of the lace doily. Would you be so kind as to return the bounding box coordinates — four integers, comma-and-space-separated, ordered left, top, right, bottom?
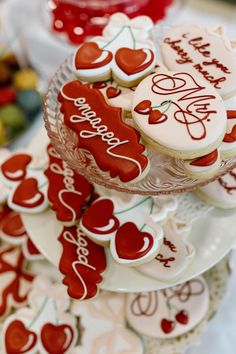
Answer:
175, 192, 213, 227
142, 256, 231, 354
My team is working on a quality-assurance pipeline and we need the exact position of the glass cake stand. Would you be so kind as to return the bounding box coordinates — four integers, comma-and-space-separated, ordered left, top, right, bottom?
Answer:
44, 55, 236, 195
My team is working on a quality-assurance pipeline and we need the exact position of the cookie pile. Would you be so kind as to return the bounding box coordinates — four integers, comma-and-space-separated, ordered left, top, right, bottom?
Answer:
57, 13, 236, 183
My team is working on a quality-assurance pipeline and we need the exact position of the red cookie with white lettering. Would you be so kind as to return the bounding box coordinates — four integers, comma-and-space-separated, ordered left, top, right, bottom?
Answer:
59, 80, 150, 183
160, 24, 236, 99
183, 149, 221, 179
132, 71, 227, 159
45, 144, 93, 226
0, 245, 34, 319
59, 226, 107, 300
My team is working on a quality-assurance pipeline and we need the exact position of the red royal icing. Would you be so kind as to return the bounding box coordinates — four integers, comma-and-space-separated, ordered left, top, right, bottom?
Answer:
106, 86, 122, 99
0, 247, 34, 316
12, 178, 44, 209
134, 100, 152, 115
82, 198, 119, 235
45, 144, 92, 224
175, 310, 189, 325
190, 149, 218, 167
59, 81, 148, 182
115, 222, 154, 260
58, 226, 106, 300
223, 112, 236, 143
148, 110, 168, 125
93, 82, 108, 89
115, 48, 155, 75
74, 42, 113, 70
1, 154, 32, 182
41, 323, 74, 354
1, 211, 26, 238
25, 238, 41, 257
5, 320, 37, 354
161, 319, 176, 334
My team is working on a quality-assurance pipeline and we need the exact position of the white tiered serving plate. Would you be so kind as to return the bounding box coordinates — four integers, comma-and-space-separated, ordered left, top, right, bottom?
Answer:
22, 205, 236, 292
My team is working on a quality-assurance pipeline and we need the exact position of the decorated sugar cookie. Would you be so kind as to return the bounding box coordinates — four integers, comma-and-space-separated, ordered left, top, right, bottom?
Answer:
73, 13, 156, 87
0, 245, 34, 319
1, 276, 78, 354
196, 168, 236, 208
160, 24, 236, 99
81, 195, 163, 266
45, 144, 93, 225
59, 80, 150, 183
183, 149, 221, 179
71, 291, 143, 354
0, 206, 43, 261
125, 276, 209, 338
220, 110, 236, 158
59, 226, 107, 300
132, 71, 227, 159
137, 219, 195, 282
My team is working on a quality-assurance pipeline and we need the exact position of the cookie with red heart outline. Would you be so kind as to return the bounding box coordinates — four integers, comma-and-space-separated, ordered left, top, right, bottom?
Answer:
73, 13, 156, 86
0, 245, 34, 319
71, 291, 143, 354
59, 80, 150, 184
183, 149, 221, 179
137, 218, 195, 282
0, 206, 43, 261
45, 144, 93, 226
80, 195, 163, 266
125, 275, 209, 338
58, 226, 107, 300
1, 275, 78, 354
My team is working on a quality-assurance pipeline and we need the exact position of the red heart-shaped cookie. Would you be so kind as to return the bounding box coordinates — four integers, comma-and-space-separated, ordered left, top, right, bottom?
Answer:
106, 87, 122, 99
74, 42, 113, 70
5, 320, 37, 354
1, 154, 32, 182
41, 323, 74, 354
82, 199, 120, 235
1, 211, 26, 238
12, 178, 45, 209
134, 100, 152, 115
148, 110, 168, 124
115, 222, 154, 260
115, 48, 155, 75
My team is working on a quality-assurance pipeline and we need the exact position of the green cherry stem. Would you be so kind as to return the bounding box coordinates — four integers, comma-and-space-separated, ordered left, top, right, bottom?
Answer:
152, 100, 172, 113
140, 198, 155, 232
115, 196, 151, 215
102, 26, 125, 49
28, 296, 49, 329
128, 26, 136, 50
53, 300, 59, 325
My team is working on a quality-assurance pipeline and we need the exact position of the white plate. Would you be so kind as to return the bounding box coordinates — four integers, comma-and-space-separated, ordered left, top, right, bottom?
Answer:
21, 206, 236, 292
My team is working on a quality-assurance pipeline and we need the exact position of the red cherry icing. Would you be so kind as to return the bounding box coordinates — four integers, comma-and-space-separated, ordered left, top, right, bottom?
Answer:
161, 318, 175, 334
115, 222, 154, 260
41, 323, 74, 354
74, 42, 113, 70
134, 100, 152, 115
5, 320, 37, 354
1, 211, 26, 238
175, 310, 189, 325
106, 87, 122, 99
148, 110, 168, 124
190, 149, 218, 167
1, 154, 32, 182
12, 178, 44, 209
115, 48, 154, 75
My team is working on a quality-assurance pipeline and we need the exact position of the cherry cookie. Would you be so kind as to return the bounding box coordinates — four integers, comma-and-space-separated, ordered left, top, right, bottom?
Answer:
132, 71, 227, 159
196, 168, 236, 208
125, 275, 209, 338
1, 276, 78, 354
183, 149, 221, 179
80, 195, 163, 266
71, 291, 143, 354
45, 144, 93, 226
73, 13, 156, 87
59, 225, 107, 300
137, 218, 195, 282
0, 205, 43, 261
59, 80, 150, 183
160, 24, 236, 99
0, 245, 34, 319
220, 109, 236, 159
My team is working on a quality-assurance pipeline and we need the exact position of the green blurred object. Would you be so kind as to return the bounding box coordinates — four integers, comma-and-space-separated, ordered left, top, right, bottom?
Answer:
17, 90, 42, 121
0, 104, 26, 137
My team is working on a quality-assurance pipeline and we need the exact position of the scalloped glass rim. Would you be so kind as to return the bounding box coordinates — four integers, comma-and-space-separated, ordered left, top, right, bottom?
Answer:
44, 55, 236, 195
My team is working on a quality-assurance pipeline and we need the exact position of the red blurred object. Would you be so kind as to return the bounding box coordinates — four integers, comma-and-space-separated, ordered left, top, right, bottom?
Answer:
48, 0, 173, 44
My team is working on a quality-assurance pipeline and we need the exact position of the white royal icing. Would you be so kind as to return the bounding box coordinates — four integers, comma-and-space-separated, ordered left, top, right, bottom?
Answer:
125, 275, 209, 338
161, 24, 236, 98
132, 71, 227, 157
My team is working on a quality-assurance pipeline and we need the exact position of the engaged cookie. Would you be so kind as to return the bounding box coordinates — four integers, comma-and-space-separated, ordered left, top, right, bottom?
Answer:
137, 219, 195, 282
132, 71, 227, 159
59, 80, 150, 183
80, 195, 163, 266
125, 276, 209, 338
196, 168, 236, 208
160, 24, 236, 99
183, 149, 221, 179
73, 13, 156, 87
